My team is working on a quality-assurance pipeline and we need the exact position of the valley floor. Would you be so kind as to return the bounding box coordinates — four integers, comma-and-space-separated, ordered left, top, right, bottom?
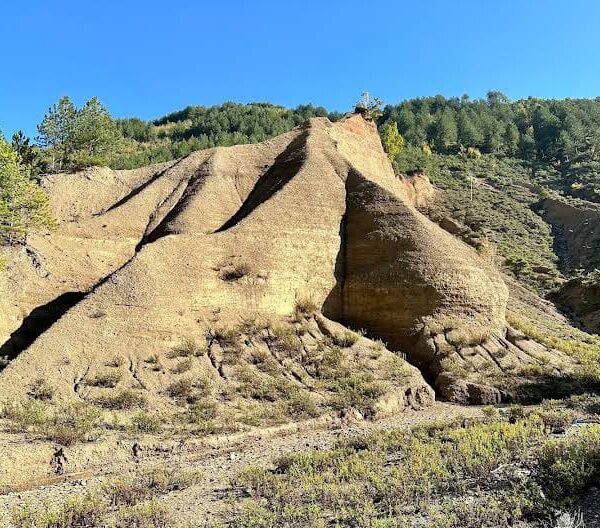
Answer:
0, 402, 482, 527
2, 398, 600, 527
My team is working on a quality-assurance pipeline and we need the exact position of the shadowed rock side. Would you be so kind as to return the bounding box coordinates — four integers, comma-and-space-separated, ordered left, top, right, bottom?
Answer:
537, 198, 600, 335
323, 168, 573, 403
0, 114, 574, 407
537, 198, 600, 273
552, 277, 600, 335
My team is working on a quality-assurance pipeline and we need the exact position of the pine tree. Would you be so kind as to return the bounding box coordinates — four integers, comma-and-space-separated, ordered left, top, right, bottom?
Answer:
431, 109, 458, 152
0, 134, 54, 243
36, 96, 77, 171
503, 123, 520, 156
11, 131, 37, 167
71, 97, 120, 167
532, 106, 561, 160
457, 110, 484, 148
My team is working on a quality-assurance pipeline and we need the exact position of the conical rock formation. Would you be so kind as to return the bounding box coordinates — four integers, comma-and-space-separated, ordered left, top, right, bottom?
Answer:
0, 114, 572, 408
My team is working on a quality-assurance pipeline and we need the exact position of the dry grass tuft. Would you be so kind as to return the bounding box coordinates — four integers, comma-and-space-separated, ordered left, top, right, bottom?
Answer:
27, 378, 55, 401
94, 389, 147, 410
88, 370, 122, 388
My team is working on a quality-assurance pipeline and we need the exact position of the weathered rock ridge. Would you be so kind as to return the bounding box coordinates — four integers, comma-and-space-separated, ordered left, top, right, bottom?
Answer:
0, 114, 572, 405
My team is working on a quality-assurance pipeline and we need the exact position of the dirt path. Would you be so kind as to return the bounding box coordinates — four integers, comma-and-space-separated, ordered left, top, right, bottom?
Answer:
0, 402, 482, 526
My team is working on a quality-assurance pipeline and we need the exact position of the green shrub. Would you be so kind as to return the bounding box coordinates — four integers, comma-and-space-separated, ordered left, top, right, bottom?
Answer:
11, 493, 105, 528
184, 399, 218, 422
166, 376, 211, 404
293, 295, 318, 319
538, 425, 600, 503
226, 416, 574, 527
282, 392, 321, 419
131, 412, 162, 434
327, 372, 387, 417
104, 466, 202, 507
236, 370, 295, 402
536, 408, 576, 432
0, 400, 101, 445
505, 255, 530, 277
333, 330, 360, 348
114, 500, 171, 528
1, 399, 49, 429
168, 338, 203, 358
45, 404, 102, 446
208, 326, 239, 348
381, 356, 413, 383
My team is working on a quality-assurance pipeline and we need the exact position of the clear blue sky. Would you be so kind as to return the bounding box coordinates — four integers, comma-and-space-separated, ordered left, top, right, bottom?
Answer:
2, 0, 600, 138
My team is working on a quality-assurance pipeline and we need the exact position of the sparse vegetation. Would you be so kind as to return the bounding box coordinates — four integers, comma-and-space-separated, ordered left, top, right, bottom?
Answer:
440, 355, 472, 379
293, 295, 318, 319
208, 326, 241, 349
94, 389, 147, 410
235, 368, 296, 402
184, 398, 218, 422
332, 329, 360, 348
219, 261, 252, 281
27, 378, 55, 401
113, 500, 171, 528
166, 376, 211, 404
228, 415, 600, 527
11, 493, 105, 528
0, 399, 101, 445
9, 465, 196, 527
170, 357, 193, 374
130, 411, 162, 434
381, 355, 414, 383
104, 466, 202, 507
168, 337, 204, 358
144, 354, 163, 372
282, 392, 320, 419
107, 355, 125, 368
507, 311, 600, 386
89, 370, 122, 388
425, 154, 560, 291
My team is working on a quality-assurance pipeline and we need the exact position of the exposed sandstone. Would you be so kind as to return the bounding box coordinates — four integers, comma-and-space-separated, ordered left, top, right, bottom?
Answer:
0, 114, 573, 406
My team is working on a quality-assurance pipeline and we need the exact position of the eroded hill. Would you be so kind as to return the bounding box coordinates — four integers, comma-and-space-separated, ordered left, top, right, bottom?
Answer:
0, 114, 577, 414
1, 112, 600, 528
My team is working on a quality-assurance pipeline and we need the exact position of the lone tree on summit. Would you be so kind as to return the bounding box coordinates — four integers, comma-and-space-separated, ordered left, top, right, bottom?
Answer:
355, 91, 383, 120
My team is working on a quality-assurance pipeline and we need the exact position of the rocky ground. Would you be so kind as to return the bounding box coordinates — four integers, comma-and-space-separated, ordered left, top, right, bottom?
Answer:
0, 402, 483, 526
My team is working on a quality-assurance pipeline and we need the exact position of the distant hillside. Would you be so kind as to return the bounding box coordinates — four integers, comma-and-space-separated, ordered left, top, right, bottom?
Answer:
109, 94, 600, 204
111, 102, 341, 169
